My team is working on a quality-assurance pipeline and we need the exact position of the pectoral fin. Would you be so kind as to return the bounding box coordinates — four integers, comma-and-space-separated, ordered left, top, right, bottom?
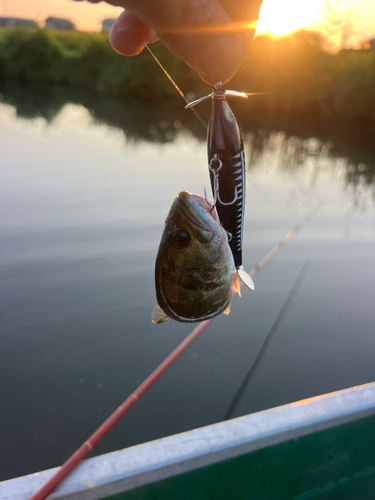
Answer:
231, 272, 241, 297
238, 267, 255, 291
151, 305, 171, 324
223, 304, 231, 315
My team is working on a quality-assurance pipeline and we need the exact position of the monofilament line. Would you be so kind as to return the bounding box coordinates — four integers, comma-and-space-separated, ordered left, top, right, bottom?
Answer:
224, 260, 311, 421
146, 46, 207, 129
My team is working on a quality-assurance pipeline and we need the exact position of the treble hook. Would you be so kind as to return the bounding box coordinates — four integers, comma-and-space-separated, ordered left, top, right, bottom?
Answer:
204, 154, 238, 210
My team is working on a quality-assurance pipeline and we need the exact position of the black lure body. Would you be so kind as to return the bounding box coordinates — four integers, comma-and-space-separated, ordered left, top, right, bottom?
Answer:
186, 84, 254, 291
207, 87, 245, 269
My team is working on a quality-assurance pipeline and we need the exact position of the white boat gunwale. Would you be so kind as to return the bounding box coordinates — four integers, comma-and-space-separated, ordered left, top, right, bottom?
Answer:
2, 381, 375, 500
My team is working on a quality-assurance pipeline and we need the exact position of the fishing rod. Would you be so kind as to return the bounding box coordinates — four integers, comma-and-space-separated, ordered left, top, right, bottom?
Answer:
31, 48, 323, 499
30, 202, 324, 500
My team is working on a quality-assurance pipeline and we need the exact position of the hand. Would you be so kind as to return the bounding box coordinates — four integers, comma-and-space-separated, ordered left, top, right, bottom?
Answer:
73, 0, 263, 85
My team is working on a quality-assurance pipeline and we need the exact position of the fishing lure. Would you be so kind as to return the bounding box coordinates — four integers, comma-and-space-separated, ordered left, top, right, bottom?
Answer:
186, 82, 255, 291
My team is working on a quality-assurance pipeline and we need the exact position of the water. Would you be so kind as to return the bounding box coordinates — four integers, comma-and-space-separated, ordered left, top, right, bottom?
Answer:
0, 90, 374, 481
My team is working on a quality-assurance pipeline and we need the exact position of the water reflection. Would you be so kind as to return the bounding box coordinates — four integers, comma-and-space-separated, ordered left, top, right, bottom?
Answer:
245, 129, 375, 215
0, 83, 206, 143
1, 83, 374, 200
1, 84, 375, 482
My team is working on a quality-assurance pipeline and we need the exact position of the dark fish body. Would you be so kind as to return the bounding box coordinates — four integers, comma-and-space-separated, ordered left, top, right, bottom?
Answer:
153, 192, 239, 323
207, 89, 245, 269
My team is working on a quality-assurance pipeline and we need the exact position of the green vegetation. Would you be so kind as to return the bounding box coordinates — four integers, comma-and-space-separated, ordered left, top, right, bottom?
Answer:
1, 27, 375, 118
0, 28, 200, 100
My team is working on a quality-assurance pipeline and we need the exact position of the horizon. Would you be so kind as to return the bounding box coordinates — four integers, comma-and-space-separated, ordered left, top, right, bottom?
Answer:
1, 0, 375, 47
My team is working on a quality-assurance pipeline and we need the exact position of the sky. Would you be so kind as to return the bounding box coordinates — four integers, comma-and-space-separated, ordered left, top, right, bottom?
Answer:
1, 0, 375, 46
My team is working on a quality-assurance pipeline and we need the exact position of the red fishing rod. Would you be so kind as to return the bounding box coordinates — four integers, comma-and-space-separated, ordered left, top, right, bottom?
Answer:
30, 202, 323, 500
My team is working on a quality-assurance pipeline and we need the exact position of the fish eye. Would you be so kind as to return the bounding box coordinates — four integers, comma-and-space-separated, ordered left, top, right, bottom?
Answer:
172, 230, 190, 248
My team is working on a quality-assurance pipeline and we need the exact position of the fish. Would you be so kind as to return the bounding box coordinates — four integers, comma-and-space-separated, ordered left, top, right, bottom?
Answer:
152, 191, 241, 324
186, 83, 255, 291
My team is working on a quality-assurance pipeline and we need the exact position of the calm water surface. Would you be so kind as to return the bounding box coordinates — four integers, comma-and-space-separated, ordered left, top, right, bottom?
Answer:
0, 97, 374, 481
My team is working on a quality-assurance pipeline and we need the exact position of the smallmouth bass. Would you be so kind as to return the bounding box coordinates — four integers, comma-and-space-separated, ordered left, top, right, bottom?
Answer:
152, 191, 241, 324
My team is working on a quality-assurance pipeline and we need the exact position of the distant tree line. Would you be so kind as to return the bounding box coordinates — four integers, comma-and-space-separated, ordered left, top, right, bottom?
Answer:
1, 27, 375, 119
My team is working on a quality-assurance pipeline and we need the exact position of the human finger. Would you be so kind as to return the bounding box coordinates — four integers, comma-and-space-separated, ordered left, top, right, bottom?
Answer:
109, 11, 158, 56
73, 0, 262, 84
111, 0, 244, 84
219, 0, 263, 53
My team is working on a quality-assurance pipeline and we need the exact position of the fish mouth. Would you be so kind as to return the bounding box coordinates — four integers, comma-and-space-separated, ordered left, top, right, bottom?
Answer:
175, 192, 219, 234
188, 194, 220, 224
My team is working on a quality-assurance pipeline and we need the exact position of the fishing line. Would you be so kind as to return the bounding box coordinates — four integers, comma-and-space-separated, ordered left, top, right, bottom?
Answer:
248, 180, 289, 215
224, 260, 311, 421
146, 46, 207, 129
146, 48, 268, 134
29, 202, 324, 500
147, 46, 272, 221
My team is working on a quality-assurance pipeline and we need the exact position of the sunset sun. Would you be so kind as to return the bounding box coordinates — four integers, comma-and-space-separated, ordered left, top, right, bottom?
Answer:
256, 0, 321, 37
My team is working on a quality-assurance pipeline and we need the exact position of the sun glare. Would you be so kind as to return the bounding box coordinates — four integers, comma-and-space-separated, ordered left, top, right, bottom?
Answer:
256, 0, 321, 37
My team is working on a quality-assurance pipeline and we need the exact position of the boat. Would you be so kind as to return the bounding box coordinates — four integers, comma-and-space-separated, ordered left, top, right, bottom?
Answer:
2, 381, 375, 500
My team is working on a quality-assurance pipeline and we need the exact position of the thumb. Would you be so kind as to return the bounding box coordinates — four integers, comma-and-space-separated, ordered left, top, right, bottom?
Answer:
110, 11, 158, 56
